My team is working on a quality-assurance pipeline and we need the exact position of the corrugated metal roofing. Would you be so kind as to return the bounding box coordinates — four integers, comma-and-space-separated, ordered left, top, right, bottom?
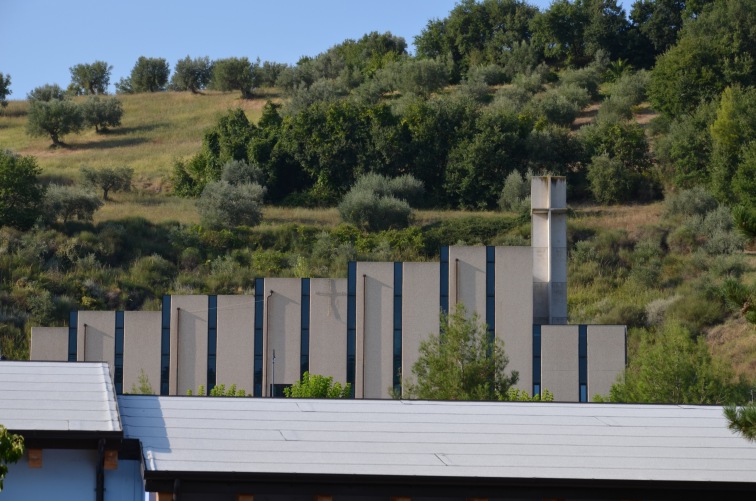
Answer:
118, 396, 756, 483
0, 361, 120, 433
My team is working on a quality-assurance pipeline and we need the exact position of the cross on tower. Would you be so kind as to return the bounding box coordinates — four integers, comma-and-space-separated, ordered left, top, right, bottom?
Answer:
314, 279, 347, 318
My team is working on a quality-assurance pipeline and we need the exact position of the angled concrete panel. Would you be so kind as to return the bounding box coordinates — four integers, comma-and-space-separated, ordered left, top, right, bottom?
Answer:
30, 327, 68, 361
266, 278, 302, 393
123, 311, 161, 394
402, 262, 440, 396
541, 325, 579, 402
588, 325, 627, 400
77, 311, 116, 371
216, 295, 255, 394
309, 278, 348, 383
170, 295, 208, 395
356, 262, 394, 399
449, 246, 486, 319
496, 247, 533, 393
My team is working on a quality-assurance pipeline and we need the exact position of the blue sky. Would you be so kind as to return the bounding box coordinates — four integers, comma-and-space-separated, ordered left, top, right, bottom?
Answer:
1, 0, 626, 98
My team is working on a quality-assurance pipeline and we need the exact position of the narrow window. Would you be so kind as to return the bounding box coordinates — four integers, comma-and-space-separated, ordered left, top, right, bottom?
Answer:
440, 246, 449, 315
160, 296, 171, 395
393, 262, 403, 395
114, 311, 124, 394
68, 311, 78, 362
300, 278, 310, 377
346, 262, 356, 397
579, 324, 587, 402
207, 295, 218, 392
254, 279, 264, 397
533, 324, 541, 397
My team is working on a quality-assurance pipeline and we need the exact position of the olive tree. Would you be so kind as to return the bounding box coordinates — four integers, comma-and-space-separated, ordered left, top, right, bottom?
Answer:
170, 55, 213, 94
211, 57, 258, 98
196, 181, 265, 229
80, 165, 133, 200
118, 57, 170, 93
41, 185, 103, 223
81, 96, 123, 132
26, 83, 65, 103
68, 60, 112, 95
0, 72, 10, 108
0, 150, 45, 230
26, 99, 84, 147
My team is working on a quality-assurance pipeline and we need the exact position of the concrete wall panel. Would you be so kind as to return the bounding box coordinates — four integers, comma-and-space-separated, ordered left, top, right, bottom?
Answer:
30, 327, 68, 361
309, 278, 348, 383
402, 262, 440, 396
170, 295, 208, 395
77, 312, 116, 372
216, 295, 255, 394
541, 325, 579, 402
449, 246, 486, 319
588, 325, 627, 400
356, 262, 394, 399
496, 247, 533, 393
265, 278, 302, 393
123, 311, 161, 394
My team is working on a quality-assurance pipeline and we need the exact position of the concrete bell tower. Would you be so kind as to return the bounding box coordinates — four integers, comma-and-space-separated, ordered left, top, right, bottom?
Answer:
531, 176, 568, 325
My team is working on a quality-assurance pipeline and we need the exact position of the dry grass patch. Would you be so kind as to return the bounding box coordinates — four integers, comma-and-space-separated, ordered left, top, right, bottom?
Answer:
707, 318, 756, 380
574, 202, 663, 239
93, 192, 199, 225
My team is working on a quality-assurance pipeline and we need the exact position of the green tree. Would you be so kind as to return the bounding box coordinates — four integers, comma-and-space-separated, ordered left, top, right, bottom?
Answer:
0, 72, 10, 108
607, 322, 749, 404
128, 369, 154, 395
26, 99, 84, 147
68, 60, 112, 95
0, 424, 24, 492
81, 95, 123, 133
0, 150, 45, 230
119, 57, 170, 93
211, 57, 258, 98
170, 55, 213, 94
338, 173, 422, 231
41, 185, 103, 223
648, 0, 756, 117
724, 403, 756, 441
196, 181, 264, 229
80, 165, 133, 200
402, 304, 519, 400
26, 83, 66, 103
587, 153, 637, 204
284, 372, 351, 398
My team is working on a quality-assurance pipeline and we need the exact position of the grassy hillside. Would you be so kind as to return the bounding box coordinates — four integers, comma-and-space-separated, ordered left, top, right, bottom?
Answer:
0, 90, 276, 189
1, 88, 755, 395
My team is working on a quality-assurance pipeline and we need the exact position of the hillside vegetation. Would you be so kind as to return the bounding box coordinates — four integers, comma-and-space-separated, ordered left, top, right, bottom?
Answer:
1, 0, 755, 403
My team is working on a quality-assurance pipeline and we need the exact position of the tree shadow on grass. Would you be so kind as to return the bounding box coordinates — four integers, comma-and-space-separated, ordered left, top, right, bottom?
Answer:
72, 136, 150, 150
108, 123, 167, 135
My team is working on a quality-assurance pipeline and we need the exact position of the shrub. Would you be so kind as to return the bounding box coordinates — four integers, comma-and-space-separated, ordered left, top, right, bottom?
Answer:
559, 66, 602, 100
81, 96, 123, 133
498, 170, 530, 211
338, 188, 412, 232
587, 154, 637, 204
42, 185, 103, 223
664, 186, 718, 218
196, 181, 265, 229
467, 64, 507, 85
220, 159, 264, 186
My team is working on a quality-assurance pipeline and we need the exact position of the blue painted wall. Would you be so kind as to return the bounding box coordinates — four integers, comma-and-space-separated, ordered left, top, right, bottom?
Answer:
3, 448, 142, 501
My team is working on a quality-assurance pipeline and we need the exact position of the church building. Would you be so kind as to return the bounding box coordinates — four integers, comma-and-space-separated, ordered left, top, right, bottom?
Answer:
30, 177, 626, 401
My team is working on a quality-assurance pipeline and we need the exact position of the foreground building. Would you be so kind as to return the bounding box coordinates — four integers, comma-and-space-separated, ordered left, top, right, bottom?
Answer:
3, 361, 756, 500
30, 177, 626, 401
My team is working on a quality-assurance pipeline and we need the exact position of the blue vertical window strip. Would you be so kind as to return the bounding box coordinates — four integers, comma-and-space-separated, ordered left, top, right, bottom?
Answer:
114, 311, 124, 394
160, 296, 171, 395
579, 324, 588, 402
532, 325, 541, 397
346, 262, 356, 397
207, 295, 217, 393
393, 262, 403, 395
67, 311, 78, 362
440, 247, 449, 315
254, 279, 264, 397
486, 246, 496, 345
300, 278, 310, 377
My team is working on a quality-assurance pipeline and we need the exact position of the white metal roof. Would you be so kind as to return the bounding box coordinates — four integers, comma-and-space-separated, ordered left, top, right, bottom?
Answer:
118, 396, 756, 483
0, 361, 121, 433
